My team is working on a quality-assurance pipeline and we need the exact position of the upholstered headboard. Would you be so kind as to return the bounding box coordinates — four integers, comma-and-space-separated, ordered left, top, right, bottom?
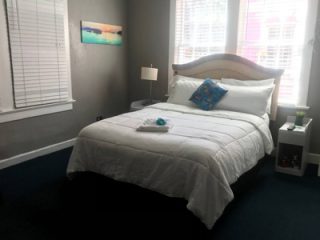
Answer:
172, 54, 284, 121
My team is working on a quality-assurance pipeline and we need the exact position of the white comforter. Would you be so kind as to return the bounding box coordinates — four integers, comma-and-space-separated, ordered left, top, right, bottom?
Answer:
67, 103, 273, 229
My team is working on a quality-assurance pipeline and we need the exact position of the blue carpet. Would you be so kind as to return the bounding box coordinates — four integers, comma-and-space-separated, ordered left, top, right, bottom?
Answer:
0, 148, 320, 239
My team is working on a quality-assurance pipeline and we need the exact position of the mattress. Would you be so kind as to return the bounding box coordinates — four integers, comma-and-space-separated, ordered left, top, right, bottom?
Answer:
67, 102, 273, 229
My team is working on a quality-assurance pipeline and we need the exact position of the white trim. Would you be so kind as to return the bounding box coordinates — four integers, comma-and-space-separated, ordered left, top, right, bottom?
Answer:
225, 0, 240, 54
168, 0, 176, 94
297, 0, 319, 106
0, 100, 75, 123
64, 0, 73, 100
307, 153, 320, 164
0, 0, 14, 111
0, 138, 76, 170
277, 104, 310, 111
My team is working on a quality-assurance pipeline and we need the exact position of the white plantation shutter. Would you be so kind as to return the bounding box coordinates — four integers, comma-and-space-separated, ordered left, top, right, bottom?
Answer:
6, 0, 70, 108
175, 0, 228, 64
237, 0, 310, 105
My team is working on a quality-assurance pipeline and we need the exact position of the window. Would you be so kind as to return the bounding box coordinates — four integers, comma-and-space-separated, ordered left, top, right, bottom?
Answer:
0, 0, 72, 122
174, 0, 318, 106
237, 0, 311, 104
175, 0, 228, 64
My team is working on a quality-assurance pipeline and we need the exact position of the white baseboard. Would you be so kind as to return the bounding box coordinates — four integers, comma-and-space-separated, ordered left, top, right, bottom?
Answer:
307, 153, 320, 176
0, 138, 76, 170
307, 153, 320, 164
1, 140, 319, 175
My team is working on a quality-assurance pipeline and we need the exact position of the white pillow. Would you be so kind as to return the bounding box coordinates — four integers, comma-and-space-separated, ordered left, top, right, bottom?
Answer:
172, 75, 204, 84
170, 75, 221, 88
221, 78, 274, 114
167, 79, 203, 107
215, 83, 275, 117
221, 78, 274, 86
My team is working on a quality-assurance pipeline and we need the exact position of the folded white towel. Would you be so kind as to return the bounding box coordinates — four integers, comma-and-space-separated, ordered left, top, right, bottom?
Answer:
136, 118, 172, 132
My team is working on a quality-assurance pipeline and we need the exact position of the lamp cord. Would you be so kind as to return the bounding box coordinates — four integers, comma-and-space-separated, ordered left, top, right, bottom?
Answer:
149, 81, 153, 104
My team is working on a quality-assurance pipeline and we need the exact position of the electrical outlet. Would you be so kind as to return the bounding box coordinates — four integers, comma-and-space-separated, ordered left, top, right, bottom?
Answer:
96, 115, 103, 121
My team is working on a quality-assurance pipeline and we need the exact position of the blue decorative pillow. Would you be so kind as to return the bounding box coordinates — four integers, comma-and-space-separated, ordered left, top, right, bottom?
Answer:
189, 79, 228, 110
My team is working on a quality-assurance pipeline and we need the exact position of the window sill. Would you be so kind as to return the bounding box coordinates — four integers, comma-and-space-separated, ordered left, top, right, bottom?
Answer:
0, 100, 75, 124
278, 104, 310, 111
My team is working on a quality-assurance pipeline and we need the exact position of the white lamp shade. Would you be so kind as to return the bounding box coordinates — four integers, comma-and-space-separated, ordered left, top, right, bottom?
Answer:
141, 67, 158, 81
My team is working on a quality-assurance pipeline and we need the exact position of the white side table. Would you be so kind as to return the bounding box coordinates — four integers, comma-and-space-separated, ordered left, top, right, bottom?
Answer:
275, 116, 312, 176
130, 99, 160, 111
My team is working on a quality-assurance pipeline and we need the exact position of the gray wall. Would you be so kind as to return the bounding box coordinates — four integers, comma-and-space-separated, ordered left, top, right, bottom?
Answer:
128, 0, 171, 102
128, 1, 320, 154
0, 0, 128, 160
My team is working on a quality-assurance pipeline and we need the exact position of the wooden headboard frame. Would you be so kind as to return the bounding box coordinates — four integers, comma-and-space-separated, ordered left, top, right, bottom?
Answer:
172, 54, 284, 121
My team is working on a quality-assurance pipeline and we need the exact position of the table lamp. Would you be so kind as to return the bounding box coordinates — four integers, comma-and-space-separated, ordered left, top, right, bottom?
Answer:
141, 64, 158, 104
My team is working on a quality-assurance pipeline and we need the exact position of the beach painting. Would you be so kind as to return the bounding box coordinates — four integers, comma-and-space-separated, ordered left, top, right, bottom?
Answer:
81, 21, 122, 46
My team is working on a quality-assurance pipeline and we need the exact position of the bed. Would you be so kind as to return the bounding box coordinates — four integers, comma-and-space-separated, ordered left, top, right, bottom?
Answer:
67, 54, 284, 229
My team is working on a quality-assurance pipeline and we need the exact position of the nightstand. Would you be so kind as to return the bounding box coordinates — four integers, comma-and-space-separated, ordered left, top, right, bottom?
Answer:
275, 116, 312, 176
130, 99, 160, 111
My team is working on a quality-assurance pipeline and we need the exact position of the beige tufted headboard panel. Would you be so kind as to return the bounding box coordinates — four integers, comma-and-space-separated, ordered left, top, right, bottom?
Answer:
172, 54, 284, 121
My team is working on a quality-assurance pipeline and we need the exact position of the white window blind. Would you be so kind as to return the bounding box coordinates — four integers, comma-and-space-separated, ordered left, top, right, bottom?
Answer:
6, 0, 70, 108
237, 0, 309, 105
175, 0, 228, 64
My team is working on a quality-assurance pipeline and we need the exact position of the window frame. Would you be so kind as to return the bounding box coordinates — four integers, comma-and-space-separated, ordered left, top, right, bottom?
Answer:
171, 0, 319, 107
0, 0, 73, 123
